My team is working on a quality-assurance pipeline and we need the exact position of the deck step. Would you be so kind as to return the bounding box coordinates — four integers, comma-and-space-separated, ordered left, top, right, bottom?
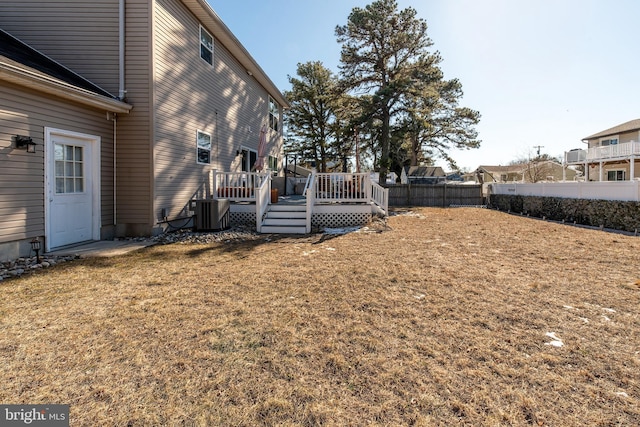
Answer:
263, 217, 306, 226
259, 204, 308, 234
260, 225, 307, 234
268, 204, 306, 212
266, 210, 306, 219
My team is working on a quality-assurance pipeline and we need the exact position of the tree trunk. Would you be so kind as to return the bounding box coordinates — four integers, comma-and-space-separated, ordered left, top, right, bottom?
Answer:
410, 134, 419, 166
379, 108, 391, 184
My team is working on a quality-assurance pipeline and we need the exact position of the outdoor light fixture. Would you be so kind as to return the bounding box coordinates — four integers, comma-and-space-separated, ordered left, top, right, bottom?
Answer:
15, 135, 36, 153
30, 237, 41, 263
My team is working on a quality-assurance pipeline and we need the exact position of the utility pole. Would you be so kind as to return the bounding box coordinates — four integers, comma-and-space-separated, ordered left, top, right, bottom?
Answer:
533, 145, 544, 157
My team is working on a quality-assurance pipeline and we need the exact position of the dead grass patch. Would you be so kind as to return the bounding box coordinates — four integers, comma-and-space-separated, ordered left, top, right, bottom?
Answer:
1, 208, 639, 425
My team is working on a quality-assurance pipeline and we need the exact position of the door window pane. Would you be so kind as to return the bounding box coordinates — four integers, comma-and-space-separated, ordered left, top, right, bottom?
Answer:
55, 144, 84, 194
54, 144, 64, 161
65, 178, 74, 193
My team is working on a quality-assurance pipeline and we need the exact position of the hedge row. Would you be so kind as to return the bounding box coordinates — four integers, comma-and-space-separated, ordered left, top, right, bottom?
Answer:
488, 194, 640, 233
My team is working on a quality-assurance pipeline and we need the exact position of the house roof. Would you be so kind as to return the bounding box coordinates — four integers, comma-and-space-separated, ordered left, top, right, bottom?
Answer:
477, 164, 526, 174
403, 166, 446, 177
182, 0, 289, 109
0, 28, 131, 113
582, 119, 640, 141
0, 29, 115, 99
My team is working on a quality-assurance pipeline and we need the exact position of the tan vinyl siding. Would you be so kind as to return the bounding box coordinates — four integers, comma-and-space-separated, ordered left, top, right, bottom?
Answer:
619, 130, 639, 144
114, 0, 153, 231
0, 81, 115, 244
153, 0, 279, 220
0, 0, 120, 95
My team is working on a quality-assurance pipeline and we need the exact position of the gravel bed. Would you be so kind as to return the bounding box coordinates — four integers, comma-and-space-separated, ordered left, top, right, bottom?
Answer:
150, 225, 261, 245
1, 255, 80, 282
0, 226, 261, 281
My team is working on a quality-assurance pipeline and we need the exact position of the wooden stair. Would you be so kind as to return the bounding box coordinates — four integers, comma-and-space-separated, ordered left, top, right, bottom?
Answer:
259, 204, 307, 234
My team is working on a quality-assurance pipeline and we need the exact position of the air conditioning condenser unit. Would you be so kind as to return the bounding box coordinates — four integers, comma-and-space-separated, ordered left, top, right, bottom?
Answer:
194, 199, 230, 231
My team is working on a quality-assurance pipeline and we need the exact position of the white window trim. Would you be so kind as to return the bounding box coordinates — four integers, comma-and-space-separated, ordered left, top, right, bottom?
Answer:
196, 129, 212, 165
268, 155, 278, 171
607, 169, 625, 181
268, 96, 279, 133
200, 25, 214, 66
599, 135, 619, 146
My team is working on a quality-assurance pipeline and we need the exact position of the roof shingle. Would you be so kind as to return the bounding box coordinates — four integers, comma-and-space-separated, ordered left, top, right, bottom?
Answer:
582, 119, 640, 141
0, 28, 116, 99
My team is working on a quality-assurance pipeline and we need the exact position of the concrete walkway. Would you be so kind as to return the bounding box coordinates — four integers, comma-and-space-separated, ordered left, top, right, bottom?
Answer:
47, 239, 157, 258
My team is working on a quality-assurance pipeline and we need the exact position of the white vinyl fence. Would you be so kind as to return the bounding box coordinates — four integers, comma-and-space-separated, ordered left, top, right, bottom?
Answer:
489, 181, 640, 202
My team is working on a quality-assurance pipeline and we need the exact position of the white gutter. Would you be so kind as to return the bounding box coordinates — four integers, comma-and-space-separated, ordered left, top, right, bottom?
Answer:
119, 0, 126, 100
0, 62, 132, 114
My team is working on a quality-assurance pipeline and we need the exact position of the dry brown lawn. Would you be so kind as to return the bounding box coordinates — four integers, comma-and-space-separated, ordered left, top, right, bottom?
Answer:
1, 208, 639, 426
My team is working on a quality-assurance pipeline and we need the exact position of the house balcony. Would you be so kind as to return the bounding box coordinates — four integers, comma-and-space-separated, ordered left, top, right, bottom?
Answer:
565, 141, 640, 165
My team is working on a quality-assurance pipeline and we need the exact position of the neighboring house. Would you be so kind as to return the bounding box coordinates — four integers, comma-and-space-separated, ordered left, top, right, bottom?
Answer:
564, 119, 640, 181
0, 0, 288, 259
400, 166, 446, 184
474, 161, 577, 184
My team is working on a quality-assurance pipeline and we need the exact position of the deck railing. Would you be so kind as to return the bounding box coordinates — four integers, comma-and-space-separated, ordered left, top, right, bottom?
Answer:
211, 169, 267, 201
588, 141, 640, 160
312, 173, 370, 202
566, 141, 640, 164
371, 180, 389, 214
304, 174, 315, 233
212, 170, 389, 225
255, 173, 271, 232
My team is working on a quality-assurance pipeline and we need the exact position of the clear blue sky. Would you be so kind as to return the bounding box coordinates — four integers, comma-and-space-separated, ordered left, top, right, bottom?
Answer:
209, 0, 640, 171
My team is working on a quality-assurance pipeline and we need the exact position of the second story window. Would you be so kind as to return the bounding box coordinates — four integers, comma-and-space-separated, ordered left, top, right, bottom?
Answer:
269, 96, 279, 132
268, 155, 278, 171
200, 26, 213, 66
197, 130, 211, 164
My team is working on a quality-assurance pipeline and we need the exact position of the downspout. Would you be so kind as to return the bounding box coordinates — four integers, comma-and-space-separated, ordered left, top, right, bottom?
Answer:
116, 0, 125, 231
119, 0, 126, 100
113, 114, 117, 228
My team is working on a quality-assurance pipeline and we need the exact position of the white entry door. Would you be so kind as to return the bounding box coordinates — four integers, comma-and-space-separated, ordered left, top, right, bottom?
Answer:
46, 128, 100, 250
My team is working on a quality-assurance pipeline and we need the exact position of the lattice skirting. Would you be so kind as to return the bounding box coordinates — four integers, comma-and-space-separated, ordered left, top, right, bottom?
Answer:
312, 212, 371, 228
229, 211, 372, 230
230, 212, 256, 226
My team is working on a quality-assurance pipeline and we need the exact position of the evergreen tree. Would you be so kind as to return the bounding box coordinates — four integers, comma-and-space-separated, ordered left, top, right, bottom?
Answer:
284, 61, 339, 172
336, 0, 479, 181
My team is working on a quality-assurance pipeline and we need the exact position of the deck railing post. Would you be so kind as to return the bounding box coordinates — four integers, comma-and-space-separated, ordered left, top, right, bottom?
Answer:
365, 174, 371, 201
212, 169, 217, 199
305, 172, 315, 233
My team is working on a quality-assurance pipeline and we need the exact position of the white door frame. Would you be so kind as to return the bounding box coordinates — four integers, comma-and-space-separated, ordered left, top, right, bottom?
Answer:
44, 127, 101, 252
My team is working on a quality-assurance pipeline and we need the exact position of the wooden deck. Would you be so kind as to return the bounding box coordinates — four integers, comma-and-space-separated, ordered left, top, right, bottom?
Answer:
209, 171, 388, 234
